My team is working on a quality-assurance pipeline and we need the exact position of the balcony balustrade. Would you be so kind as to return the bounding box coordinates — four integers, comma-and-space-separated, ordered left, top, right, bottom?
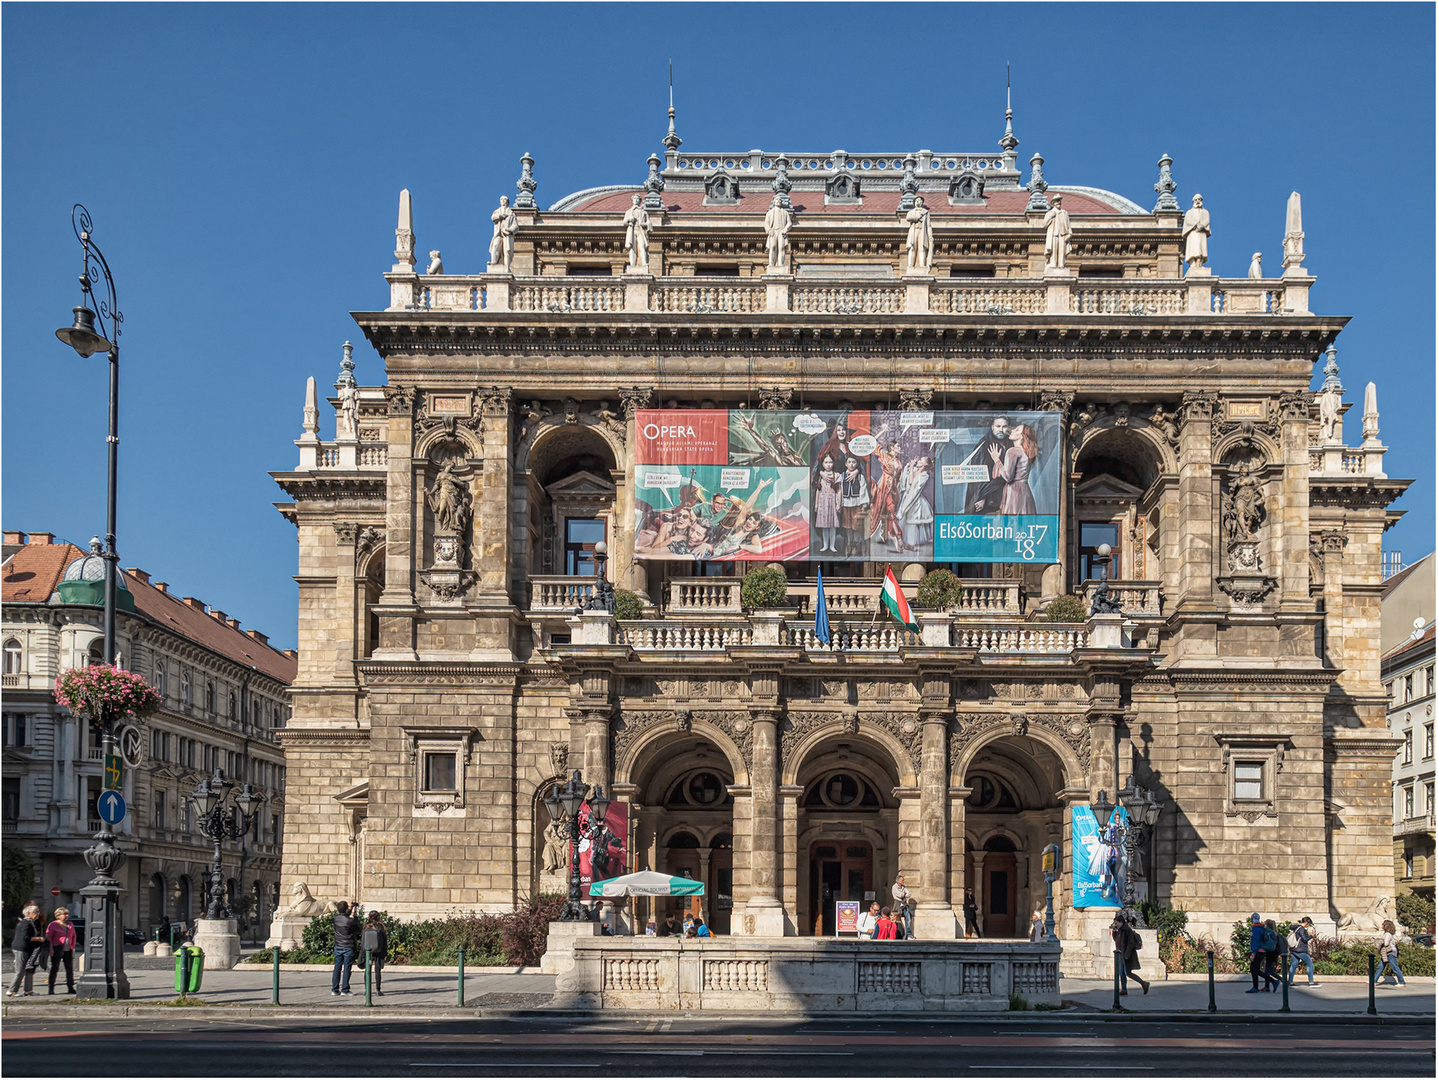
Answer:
1080, 579, 1163, 617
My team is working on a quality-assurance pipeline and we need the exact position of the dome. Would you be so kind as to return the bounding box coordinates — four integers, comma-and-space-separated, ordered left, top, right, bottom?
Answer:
52, 537, 135, 611
60, 537, 130, 590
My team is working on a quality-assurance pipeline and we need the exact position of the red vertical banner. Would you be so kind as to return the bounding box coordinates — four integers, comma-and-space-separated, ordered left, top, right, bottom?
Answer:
578, 800, 629, 886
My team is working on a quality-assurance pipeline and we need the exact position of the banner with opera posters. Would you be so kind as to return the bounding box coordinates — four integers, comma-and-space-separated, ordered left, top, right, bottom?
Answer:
632, 408, 1061, 563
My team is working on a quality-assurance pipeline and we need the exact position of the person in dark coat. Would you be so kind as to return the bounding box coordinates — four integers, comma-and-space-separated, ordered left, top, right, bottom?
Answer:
963, 888, 981, 938
330, 901, 362, 996
363, 911, 389, 996
1110, 912, 1150, 996
963, 416, 1013, 514
7, 903, 46, 997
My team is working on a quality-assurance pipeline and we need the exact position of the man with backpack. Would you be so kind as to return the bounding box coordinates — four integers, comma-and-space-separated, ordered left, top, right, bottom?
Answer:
1245, 912, 1279, 993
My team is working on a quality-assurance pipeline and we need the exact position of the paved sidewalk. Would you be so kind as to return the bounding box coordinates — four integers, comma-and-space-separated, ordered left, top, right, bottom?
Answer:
1061, 974, 1435, 1014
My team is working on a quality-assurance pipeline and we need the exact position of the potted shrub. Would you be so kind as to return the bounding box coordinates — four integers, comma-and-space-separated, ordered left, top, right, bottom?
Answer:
54, 663, 161, 736
1040, 595, 1087, 623
740, 566, 788, 611
916, 569, 960, 610
611, 589, 643, 621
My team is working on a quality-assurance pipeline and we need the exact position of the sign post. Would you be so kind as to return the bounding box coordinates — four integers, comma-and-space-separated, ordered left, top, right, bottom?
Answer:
104, 754, 125, 792
835, 900, 860, 937
97, 790, 126, 826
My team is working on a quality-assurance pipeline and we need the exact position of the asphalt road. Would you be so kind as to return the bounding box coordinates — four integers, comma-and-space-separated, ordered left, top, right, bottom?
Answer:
3, 1014, 1434, 1077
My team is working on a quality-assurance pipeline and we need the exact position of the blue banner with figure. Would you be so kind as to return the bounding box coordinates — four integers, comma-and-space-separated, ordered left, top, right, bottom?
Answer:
1071, 804, 1130, 908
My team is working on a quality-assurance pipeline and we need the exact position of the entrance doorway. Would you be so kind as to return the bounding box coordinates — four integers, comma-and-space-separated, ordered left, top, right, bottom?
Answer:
977, 836, 1018, 937
809, 840, 873, 936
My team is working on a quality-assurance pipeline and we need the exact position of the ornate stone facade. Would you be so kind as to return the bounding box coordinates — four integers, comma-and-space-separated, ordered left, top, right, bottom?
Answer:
269, 117, 1408, 966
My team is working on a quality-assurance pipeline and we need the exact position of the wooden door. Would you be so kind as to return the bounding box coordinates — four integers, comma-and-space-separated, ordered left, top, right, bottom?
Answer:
709, 849, 733, 935
809, 841, 872, 935
984, 852, 1017, 937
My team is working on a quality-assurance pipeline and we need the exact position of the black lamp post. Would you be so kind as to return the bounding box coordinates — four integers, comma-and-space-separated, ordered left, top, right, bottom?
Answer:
543, 770, 611, 921
1041, 842, 1061, 941
58, 204, 130, 1000
190, 770, 263, 920
585, 541, 615, 612
1116, 776, 1163, 927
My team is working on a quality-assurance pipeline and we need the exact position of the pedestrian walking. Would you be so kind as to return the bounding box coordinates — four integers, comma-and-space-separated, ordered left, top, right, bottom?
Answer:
963, 887, 981, 938
1110, 912, 1149, 995
6, 903, 46, 997
1372, 919, 1407, 986
1029, 909, 1046, 942
1262, 919, 1284, 991
362, 911, 388, 996
875, 907, 899, 940
1288, 916, 1318, 986
330, 901, 362, 996
892, 874, 914, 940
857, 901, 880, 940
45, 907, 76, 995
1245, 912, 1278, 993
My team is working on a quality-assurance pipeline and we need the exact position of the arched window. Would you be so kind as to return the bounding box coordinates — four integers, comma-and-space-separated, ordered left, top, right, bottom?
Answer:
87, 640, 104, 666
3, 639, 22, 676
154, 660, 167, 698
229, 692, 237, 721
182, 672, 192, 709
205, 681, 215, 714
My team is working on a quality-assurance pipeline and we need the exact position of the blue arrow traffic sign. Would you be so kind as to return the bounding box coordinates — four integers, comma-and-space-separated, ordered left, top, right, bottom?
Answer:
97, 790, 127, 825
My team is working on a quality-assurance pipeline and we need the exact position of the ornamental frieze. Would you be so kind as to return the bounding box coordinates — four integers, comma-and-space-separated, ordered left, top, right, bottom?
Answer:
612, 708, 754, 770
780, 710, 835, 762
947, 711, 1090, 775
862, 710, 925, 772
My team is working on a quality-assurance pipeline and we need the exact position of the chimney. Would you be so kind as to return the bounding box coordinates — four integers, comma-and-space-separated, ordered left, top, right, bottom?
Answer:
226, 618, 241, 630
126, 567, 151, 585
182, 597, 206, 610
153, 581, 169, 594
3, 531, 26, 545
30, 532, 55, 545
283, 649, 298, 659
246, 629, 269, 646
210, 609, 227, 623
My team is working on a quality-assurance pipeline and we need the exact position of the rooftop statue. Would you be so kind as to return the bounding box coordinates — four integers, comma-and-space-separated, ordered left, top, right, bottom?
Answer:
489, 196, 518, 273
764, 195, 793, 272
905, 196, 933, 274
1247, 252, 1262, 279
1042, 194, 1071, 271
427, 250, 444, 275
623, 194, 652, 274
1182, 194, 1211, 273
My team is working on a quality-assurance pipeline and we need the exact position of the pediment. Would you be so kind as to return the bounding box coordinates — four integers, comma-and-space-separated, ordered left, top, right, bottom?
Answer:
333, 780, 369, 807
1074, 473, 1145, 501
546, 470, 616, 499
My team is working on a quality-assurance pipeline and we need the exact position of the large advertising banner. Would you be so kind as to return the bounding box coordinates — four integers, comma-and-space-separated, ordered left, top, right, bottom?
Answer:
1071, 804, 1130, 908
633, 409, 1061, 563
577, 800, 629, 887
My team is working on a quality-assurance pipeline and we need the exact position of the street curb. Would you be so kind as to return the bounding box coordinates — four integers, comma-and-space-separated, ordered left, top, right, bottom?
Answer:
3, 1003, 1434, 1025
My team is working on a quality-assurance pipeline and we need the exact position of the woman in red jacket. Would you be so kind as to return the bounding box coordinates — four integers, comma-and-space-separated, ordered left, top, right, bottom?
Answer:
875, 907, 899, 940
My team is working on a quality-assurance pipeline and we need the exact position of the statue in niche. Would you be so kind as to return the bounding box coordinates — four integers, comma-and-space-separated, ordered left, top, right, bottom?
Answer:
764, 194, 793, 270
1221, 458, 1265, 542
623, 194, 652, 274
427, 460, 472, 538
1042, 193, 1071, 270
489, 196, 518, 272
905, 196, 933, 272
541, 819, 568, 873
1182, 194, 1211, 271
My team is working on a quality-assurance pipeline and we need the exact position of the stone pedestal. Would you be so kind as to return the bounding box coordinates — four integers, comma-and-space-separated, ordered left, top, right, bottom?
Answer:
541, 918, 604, 979
913, 903, 960, 939
903, 275, 933, 313
194, 918, 242, 970
266, 914, 314, 952
622, 274, 652, 313
1044, 271, 1073, 314
741, 901, 787, 937
762, 274, 792, 312
483, 271, 512, 311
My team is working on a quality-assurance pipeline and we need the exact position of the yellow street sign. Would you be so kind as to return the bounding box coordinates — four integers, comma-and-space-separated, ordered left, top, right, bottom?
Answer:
104, 754, 124, 791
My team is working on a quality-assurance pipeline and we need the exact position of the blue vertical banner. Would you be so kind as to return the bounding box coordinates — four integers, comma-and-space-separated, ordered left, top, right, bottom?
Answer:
1071, 804, 1130, 908
813, 565, 831, 646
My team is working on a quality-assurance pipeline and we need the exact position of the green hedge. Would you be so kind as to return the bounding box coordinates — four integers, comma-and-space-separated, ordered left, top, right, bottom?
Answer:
1225, 919, 1435, 977
1041, 596, 1087, 623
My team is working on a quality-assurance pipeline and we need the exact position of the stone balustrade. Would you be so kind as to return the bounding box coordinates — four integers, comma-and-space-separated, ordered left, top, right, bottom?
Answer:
667, 578, 743, 614
529, 575, 597, 612
1080, 579, 1163, 616
512, 280, 626, 313
1071, 283, 1187, 316
651, 278, 765, 314
788, 578, 1022, 616
555, 937, 1061, 1012
785, 621, 921, 651
617, 620, 754, 651
313, 442, 388, 471
931, 282, 1045, 315
1309, 443, 1387, 478
790, 283, 907, 314
952, 624, 1089, 652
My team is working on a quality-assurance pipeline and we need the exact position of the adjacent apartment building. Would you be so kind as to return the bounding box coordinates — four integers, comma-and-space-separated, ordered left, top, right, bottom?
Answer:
2, 531, 295, 935
1382, 553, 1435, 903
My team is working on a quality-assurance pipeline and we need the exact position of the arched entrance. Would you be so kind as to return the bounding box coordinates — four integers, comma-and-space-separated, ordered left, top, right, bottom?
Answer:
961, 734, 1068, 938
794, 735, 903, 936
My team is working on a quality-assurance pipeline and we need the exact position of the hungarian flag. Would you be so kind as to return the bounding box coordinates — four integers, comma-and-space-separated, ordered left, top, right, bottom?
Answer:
880, 566, 918, 632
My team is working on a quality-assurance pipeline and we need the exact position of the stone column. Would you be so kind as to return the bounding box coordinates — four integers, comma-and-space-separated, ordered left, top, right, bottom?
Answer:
473, 389, 515, 660
779, 785, 802, 935
1175, 391, 1219, 626
743, 709, 785, 935
375, 387, 417, 657
971, 851, 988, 936
331, 526, 360, 683
698, 848, 712, 924
1278, 392, 1312, 609
914, 712, 957, 937
1088, 714, 1119, 799
581, 708, 611, 796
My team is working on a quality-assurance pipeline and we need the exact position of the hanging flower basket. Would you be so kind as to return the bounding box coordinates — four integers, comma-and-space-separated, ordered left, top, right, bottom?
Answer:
54, 663, 162, 735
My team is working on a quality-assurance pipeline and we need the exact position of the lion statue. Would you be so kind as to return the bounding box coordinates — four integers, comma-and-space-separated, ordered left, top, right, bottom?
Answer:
1337, 895, 1407, 936
273, 881, 336, 920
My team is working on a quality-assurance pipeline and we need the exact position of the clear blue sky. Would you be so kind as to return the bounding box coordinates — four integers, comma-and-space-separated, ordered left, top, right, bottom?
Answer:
4, 2, 1433, 650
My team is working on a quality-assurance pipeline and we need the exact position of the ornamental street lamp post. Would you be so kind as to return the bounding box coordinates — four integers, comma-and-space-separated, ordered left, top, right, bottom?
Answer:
585, 541, 615, 612
1041, 842, 1061, 941
1091, 778, 1163, 929
57, 204, 130, 1000
543, 770, 611, 921
189, 770, 263, 966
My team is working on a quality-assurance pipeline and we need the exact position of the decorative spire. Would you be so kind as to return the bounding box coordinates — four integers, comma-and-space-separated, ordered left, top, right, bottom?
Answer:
999, 62, 1019, 155
662, 62, 682, 151
1362, 381, 1380, 442
514, 152, 537, 210
1282, 191, 1306, 274
1153, 154, 1179, 213
302, 376, 320, 439
772, 154, 792, 210
898, 154, 920, 211
393, 188, 415, 272
1320, 345, 1343, 393
1025, 152, 1049, 212
643, 154, 665, 209
337, 340, 356, 388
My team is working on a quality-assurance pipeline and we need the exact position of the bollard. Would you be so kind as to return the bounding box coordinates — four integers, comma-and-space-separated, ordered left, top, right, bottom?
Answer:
1112, 949, 1122, 1009
1280, 965, 1290, 1012
365, 949, 372, 1007
272, 949, 280, 1005
457, 947, 466, 1007
1367, 953, 1377, 1015
1207, 950, 1216, 1012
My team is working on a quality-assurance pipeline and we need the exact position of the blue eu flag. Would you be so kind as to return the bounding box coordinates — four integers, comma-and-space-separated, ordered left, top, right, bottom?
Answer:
813, 565, 832, 647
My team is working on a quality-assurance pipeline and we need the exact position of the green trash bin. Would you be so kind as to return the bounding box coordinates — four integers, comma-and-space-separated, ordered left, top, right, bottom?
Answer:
175, 944, 204, 994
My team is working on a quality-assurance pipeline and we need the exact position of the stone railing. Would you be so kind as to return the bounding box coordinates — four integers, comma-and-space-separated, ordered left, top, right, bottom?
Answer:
512, 280, 626, 313
790, 284, 906, 314
788, 578, 1022, 617
952, 624, 1089, 652
617, 620, 754, 651
529, 575, 597, 612
1, 674, 16, 689
651, 279, 765, 314
415, 276, 486, 311
1071, 283, 1187, 316
1080, 579, 1163, 616
931, 282, 1045, 315
1396, 812, 1435, 837
314, 442, 388, 471
668, 578, 743, 614
785, 620, 921, 651
1210, 282, 1286, 315
1309, 443, 1387, 478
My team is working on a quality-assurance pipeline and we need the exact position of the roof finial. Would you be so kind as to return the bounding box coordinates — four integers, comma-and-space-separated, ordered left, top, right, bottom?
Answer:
999, 62, 1019, 157
663, 61, 682, 151
1320, 344, 1343, 393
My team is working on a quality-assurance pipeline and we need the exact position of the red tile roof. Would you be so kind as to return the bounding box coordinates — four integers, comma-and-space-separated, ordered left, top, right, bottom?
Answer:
564, 188, 1126, 216
2, 537, 295, 684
